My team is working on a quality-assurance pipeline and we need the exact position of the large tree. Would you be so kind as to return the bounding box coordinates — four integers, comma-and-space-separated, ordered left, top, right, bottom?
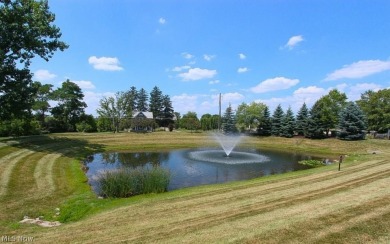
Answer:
222, 104, 237, 134
271, 104, 284, 136
159, 94, 174, 127
236, 102, 265, 132
180, 111, 200, 132
97, 91, 132, 133
257, 106, 272, 136
305, 101, 327, 139
0, 0, 68, 120
315, 89, 347, 135
51, 80, 86, 132
338, 102, 367, 140
357, 89, 390, 132
280, 106, 295, 138
295, 103, 309, 136
149, 86, 163, 118
136, 88, 148, 112
31, 81, 52, 126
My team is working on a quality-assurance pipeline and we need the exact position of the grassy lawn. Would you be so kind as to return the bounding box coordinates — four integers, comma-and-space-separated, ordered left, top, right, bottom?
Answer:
0, 131, 389, 243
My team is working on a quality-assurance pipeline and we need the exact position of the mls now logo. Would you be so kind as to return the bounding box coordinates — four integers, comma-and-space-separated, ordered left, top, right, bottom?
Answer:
1, 236, 34, 242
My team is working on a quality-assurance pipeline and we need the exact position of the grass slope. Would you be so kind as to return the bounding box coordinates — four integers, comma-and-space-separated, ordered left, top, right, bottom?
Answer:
0, 132, 389, 243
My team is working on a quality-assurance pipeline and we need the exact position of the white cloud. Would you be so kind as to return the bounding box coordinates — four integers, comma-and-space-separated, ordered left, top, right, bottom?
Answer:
347, 83, 383, 101
83, 91, 116, 115
237, 67, 249, 73
181, 52, 194, 59
250, 77, 299, 93
72, 80, 96, 89
178, 68, 217, 81
239, 53, 246, 60
324, 60, 390, 81
159, 17, 166, 24
88, 56, 123, 71
172, 93, 199, 113
33, 69, 57, 81
204, 54, 216, 61
209, 80, 220, 85
293, 86, 327, 105
172, 65, 191, 72
283, 35, 304, 50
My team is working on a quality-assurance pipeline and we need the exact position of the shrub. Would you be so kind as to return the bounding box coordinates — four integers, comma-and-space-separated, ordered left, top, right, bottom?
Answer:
298, 159, 324, 168
96, 167, 170, 198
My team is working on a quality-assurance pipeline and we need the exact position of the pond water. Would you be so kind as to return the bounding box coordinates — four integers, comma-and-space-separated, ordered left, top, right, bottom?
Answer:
84, 147, 319, 192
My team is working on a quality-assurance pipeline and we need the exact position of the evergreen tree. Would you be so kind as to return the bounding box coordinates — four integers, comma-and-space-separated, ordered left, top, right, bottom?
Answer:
281, 107, 295, 138
136, 88, 148, 112
271, 104, 284, 136
149, 86, 163, 118
160, 95, 174, 127
257, 106, 272, 136
305, 101, 326, 139
295, 103, 309, 136
222, 104, 237, 134
338, 102, 367, 140
127, 86, 138, 112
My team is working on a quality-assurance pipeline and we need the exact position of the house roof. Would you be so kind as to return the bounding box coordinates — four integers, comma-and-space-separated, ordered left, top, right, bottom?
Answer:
132, 111, 154, 119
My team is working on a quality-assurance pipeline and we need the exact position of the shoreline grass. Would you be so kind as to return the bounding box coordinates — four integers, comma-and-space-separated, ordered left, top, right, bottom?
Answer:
96, 167, 170, 198
0, 131, 389, 242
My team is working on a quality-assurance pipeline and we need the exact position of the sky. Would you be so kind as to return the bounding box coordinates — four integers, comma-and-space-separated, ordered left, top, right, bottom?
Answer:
31, 0, 390, 117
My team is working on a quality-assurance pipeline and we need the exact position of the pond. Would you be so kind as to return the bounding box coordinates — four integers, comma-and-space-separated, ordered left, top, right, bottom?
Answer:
84, 147, 319, 193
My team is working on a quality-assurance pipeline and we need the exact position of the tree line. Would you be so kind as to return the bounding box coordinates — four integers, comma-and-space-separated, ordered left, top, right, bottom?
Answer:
186, 88, 390, 140
96, 86, 175, 132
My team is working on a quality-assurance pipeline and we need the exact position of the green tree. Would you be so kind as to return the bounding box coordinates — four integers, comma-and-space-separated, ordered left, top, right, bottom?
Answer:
295, 103, 309, 136
159, 95, 174, 127
97, 91, 132, 133
236, 102, 265, 132
357, 89, 390, 132
200, 114, 212, 131
136, 88, 148, 112
271, 104, 284, 136
222, 104, 237, 134
31, 81, 52, 127
126, 86, 138, 112
180, 111, 200, 132
0, 0, 68, 121
149, 86, 163, 118
305, 101, 327, 139
257, 106, 272, 136
280, 106, 295, 138
315, 89, 347, 135
338, 102, 367, 140
51, 80, 86, 132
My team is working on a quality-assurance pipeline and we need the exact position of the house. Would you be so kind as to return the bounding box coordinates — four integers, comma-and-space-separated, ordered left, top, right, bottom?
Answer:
131, 111, 154, 132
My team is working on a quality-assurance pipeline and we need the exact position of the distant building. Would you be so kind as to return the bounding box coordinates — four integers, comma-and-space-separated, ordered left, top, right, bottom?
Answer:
131, 111, 154, 132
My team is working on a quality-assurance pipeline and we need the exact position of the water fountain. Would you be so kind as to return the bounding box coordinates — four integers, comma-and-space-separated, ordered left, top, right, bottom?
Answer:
187, 132, 269, 164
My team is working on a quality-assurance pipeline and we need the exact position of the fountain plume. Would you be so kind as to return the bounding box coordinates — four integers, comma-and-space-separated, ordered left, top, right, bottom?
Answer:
212, 132, 243, 156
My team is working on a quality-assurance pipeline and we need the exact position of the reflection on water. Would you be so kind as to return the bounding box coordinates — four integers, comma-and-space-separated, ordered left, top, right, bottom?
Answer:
85, 148, 317, 192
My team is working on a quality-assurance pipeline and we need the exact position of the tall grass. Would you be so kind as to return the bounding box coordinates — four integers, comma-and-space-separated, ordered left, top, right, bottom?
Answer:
96, 167, 170, 198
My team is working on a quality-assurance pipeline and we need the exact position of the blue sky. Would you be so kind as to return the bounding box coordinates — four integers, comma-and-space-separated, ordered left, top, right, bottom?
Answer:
31, 0, 390, 116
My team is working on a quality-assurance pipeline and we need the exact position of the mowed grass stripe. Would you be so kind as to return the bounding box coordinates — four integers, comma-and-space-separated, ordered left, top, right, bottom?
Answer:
33, 158, 390, 243
0, 142, 76, 198
34, 153, 63, 196
152, 177, 390, 243
0, 149, 36, 196
107, 170, 390, 243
